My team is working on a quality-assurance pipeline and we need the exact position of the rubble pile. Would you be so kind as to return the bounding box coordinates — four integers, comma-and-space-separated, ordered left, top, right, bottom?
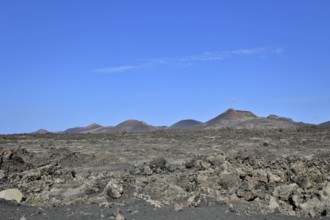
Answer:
2, 147, 330, 217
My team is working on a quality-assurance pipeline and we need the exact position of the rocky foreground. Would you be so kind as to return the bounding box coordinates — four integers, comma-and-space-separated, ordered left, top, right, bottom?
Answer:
1, 128, 330, 219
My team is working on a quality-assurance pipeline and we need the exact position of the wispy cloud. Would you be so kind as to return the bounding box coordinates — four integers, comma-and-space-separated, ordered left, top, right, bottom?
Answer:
93, 45, 283, 73
93, 65, 137, 73
179, 46, 283, 63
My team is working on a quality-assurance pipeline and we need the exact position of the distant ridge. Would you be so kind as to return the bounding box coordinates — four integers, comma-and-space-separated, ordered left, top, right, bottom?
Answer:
31, 129, 50, 134
64, 120, 157, 133
64, 123, 103, 134
170, 119, 202, 129
31, 109, 318, 134
267, 114, 293, 122
319, 121, 330, 128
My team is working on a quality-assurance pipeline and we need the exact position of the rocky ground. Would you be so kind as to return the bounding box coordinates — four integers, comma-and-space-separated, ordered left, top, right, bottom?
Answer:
1, 128, 330, 219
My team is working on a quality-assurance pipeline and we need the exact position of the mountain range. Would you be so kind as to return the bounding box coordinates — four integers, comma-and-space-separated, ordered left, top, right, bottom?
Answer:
33, 108, 327, 134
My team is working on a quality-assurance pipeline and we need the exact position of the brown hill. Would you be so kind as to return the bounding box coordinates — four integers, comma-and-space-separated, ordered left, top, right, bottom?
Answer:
64, 123, 103, 134
92, 126, 114, 133
62, 120, 155, 133
204, 109, 257, 127
112, 120, 156, 132
170, 119, 202, 129
201, 109, 304, 129
31, 129, 50, 134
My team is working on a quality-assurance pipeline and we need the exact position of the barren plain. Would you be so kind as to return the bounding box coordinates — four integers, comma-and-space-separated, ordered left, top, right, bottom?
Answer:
1, 127, 330, 219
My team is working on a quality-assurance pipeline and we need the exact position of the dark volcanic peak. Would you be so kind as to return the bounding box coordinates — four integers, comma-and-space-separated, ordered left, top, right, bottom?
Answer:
86, 123, 102, 129
319, 121, 330, 128
116, 119, 147, 127
221, 108, 257, 119
114, 119, 155, 132
205, 108, 257, 127
201, 109, 304, 129
64, 123, 104, 134
170, 119, 202, 129
64, 126, 85, 134
31, 129, 50, 134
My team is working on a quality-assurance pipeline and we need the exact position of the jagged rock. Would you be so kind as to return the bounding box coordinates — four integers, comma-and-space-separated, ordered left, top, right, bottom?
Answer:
143, 165, 153, 176
207, 154, 228, 171
104, 180, 123, 199
243, 175, 257, 191
184, 157, 210, 170
54, 178, 66, 184
228, 203, 235, 212
267, 171, 282, 183
236, 190, 256, 201
1, 149, 13, 160
195, 160, 210, 170
273, 183, 298, 201
115, 213, 125, 220
217, 160, 232, 173
295, 176, 312, 189
290, 161, 306, 175
185, 159, 195, 169
299, 197, 324, 217
268, 196, 280, 212
0, 188, 23, 203
114, 208, 125, 220
254, 169, 268, 183
167, 164, 178, 172
291, 194, 303, 208
322, 183, 330, 197
218, 173, 240, 192
174, 203, 184, 211
20, 164, 57, 182
196, 172, 208, 185
185, 194, 201, 207
149, 157, 167, 170
99, 201, 111, 208
0, 170, 5, 179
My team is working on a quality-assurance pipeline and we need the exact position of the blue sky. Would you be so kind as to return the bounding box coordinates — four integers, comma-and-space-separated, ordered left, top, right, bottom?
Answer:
1, 0, 330, 133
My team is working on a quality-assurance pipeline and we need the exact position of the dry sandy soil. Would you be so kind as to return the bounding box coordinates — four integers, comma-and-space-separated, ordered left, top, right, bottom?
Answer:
1, 128, 330, 219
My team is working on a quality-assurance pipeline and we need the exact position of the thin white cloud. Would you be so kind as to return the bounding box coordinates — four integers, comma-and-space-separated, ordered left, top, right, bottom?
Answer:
94, 46, 283, 73
93, 65, 137, 73
181, 46, 283, 63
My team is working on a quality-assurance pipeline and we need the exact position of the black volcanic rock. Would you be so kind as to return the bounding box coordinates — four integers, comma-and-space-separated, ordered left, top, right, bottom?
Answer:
170, 119, 202, 129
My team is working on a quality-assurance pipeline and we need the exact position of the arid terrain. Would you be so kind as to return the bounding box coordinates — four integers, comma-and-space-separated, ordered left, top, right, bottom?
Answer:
1, 127, 330, 219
